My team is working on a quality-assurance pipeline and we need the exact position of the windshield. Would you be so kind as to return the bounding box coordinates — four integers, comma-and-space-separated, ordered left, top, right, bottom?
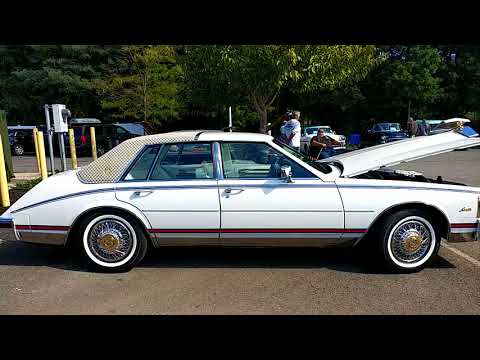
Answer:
273, 139, 332, 174
305, 126, 332, 135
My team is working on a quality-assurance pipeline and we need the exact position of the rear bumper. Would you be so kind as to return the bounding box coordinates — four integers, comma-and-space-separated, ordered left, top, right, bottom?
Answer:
0, 217, 16, 241
447, 221, 480, 242
0, 217, 66, 245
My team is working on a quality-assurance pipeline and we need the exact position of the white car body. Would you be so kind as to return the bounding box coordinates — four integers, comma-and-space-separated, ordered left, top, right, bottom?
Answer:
0, 127, 478, 271
300, 125, 346, 154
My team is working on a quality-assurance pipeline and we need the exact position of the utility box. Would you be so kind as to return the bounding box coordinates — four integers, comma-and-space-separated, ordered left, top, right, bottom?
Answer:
51, 104, 70, 133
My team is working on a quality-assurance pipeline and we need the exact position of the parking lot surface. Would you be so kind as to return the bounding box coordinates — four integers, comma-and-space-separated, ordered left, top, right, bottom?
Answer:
1, 150, 479, 314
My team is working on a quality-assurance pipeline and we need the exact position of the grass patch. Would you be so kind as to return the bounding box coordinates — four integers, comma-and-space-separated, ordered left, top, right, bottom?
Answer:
15, 177, 42, 191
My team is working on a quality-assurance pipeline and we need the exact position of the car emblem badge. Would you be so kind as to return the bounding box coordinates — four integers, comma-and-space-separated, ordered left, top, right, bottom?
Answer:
459, 206, 472, 212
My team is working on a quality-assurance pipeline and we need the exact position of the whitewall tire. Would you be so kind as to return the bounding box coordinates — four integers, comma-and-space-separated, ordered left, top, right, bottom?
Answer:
375, 209, 440, 273
77, 212, 148, 272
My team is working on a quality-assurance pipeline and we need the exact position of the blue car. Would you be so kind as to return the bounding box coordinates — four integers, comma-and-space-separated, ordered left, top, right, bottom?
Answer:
363, 122, 408, 146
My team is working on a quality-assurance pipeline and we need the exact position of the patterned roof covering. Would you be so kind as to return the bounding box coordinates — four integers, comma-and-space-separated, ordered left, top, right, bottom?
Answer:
77, 130, 203, 184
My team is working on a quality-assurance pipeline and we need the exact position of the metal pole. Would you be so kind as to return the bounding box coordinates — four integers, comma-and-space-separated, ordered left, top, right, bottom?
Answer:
44, 105, 55, 174
36, 131, 48, 180
0, 133, 11, 207
228, 106, 232, 132
32, 128, 41, 173
68, 128, 78, 170
58, 133, 67, 171
90, 127, 97, 161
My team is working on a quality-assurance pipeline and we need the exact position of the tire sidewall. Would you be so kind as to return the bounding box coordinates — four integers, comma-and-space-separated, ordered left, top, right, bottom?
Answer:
378, 209, 440, 272
77, 212, 147, 272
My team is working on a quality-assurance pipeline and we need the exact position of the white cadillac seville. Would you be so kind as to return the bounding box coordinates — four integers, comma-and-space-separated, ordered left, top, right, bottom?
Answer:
0, 124, 479, 273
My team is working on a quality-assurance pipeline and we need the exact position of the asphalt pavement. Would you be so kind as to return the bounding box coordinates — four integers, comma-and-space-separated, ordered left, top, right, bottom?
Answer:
0, 150, 479, 314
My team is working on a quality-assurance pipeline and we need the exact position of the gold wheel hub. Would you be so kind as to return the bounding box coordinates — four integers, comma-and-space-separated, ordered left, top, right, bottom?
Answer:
98, 234, 120, 252
404, 234, 423, 252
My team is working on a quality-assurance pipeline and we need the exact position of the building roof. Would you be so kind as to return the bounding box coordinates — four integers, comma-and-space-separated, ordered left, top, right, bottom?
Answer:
77, 130, 272, 184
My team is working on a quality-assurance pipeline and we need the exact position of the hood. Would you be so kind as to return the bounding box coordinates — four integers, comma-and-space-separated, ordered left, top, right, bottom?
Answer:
322, 127, 480, 177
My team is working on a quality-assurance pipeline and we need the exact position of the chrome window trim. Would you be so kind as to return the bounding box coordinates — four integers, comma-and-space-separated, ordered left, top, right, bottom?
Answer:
212, 142, 224, 180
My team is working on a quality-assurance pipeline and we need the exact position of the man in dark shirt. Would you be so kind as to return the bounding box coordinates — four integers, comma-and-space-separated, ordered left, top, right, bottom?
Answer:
308, 128, 341, 159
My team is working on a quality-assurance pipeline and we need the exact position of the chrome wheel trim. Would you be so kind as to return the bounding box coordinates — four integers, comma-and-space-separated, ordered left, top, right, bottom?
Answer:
387, 216, 436, 269
83, 215, 137, 268
14, 144, 24, 155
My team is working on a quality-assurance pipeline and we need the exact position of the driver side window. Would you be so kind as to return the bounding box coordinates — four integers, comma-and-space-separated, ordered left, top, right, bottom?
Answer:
220, 142, 315, 179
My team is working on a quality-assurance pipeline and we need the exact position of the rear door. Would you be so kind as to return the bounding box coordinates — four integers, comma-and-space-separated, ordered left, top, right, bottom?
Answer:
115, 142, 221, 246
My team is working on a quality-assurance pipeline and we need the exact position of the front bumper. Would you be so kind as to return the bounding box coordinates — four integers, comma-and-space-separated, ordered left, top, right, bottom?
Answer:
447, 221, 480, 242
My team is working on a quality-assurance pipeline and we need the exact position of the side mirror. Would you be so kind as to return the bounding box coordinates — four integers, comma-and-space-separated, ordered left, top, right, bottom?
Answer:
280, 165, 294, 183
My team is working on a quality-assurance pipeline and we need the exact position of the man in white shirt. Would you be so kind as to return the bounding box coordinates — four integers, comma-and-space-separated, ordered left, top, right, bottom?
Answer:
284, 111, 301, 151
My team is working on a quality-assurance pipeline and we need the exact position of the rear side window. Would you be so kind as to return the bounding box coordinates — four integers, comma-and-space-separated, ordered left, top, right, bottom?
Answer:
123, 146, 160, 181
150, 143, 213, 180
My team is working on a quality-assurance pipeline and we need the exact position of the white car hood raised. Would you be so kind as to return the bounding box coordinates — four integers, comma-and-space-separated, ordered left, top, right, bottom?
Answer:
321, 129, 480, 177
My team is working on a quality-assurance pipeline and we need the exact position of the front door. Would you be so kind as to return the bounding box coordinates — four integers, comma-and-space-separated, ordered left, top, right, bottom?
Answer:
217, 142, 345, 247
115, 142, 220, 246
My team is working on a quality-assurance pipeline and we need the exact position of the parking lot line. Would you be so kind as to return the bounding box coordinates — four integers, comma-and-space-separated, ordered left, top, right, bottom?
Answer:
441, 241, 480, 267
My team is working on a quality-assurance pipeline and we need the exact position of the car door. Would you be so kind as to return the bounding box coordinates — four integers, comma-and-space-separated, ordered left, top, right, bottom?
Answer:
115, 142, 221, 246
217, 141, 345, 247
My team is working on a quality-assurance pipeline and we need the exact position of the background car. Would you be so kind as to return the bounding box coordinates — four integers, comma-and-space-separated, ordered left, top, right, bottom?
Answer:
66, 122, 145, 156
300, 125, 346, 154
7, 125, 47, 156
362, 122, 408, 147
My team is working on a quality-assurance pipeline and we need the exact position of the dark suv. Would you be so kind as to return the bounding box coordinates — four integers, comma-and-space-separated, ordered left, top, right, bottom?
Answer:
8, 126, 47, 156
67, 123, 145, 156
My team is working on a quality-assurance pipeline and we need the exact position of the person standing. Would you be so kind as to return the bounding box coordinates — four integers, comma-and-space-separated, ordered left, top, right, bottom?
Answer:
407, 117, 418, 138
284, 110, 301, 151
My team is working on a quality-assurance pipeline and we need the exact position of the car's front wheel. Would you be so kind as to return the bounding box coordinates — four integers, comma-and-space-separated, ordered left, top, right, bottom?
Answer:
374, 209, 440, 273
77, 212, 148, 272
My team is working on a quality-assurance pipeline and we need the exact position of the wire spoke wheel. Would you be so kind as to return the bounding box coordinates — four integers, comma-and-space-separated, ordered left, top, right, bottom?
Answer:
387, 215, 436, 269
82, 214, 138, 268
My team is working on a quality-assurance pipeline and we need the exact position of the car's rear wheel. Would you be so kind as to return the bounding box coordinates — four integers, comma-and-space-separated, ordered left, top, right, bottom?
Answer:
77, 213, 148, 272
374, 209, 440, 273
13, 143, 24, 156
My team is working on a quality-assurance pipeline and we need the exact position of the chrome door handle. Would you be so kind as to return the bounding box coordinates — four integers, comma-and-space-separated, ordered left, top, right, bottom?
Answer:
225, 188, 244, 194
133, 190, 153, 196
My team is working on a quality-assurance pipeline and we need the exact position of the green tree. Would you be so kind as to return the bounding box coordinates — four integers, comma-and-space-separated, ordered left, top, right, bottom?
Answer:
380, 46, 444, 120
0, 45, 113, 124
184, 45, 378, 133
95, 46, 184, 131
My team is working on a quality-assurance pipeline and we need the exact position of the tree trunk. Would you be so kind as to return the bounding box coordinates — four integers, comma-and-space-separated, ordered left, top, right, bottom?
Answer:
259, 107, 268, 134
407, 99, 411, 120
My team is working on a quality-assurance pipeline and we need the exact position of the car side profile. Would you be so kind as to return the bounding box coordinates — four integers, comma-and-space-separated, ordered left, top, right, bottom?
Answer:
0, 127, 479, 273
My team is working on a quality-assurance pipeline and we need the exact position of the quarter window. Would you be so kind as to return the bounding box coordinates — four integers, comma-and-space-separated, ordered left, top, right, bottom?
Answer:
220, 142, 315, 179
124, 146, 160, 181
149, 143, 214, 180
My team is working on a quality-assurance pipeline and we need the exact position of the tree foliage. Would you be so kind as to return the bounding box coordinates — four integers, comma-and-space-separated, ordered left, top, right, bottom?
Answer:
184, 45, 378, 133
95, 46, 184, 131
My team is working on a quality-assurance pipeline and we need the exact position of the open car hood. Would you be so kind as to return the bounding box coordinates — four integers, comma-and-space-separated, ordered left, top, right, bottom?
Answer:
321, 126, 480, 177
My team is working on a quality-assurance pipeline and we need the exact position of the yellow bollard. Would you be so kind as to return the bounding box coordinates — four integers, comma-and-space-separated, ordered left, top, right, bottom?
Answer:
68, 128, 78, 169
33, 128, 41, 173
90, 127, 97, 161
0, 134, 10, 207
36, 131, 48, 180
